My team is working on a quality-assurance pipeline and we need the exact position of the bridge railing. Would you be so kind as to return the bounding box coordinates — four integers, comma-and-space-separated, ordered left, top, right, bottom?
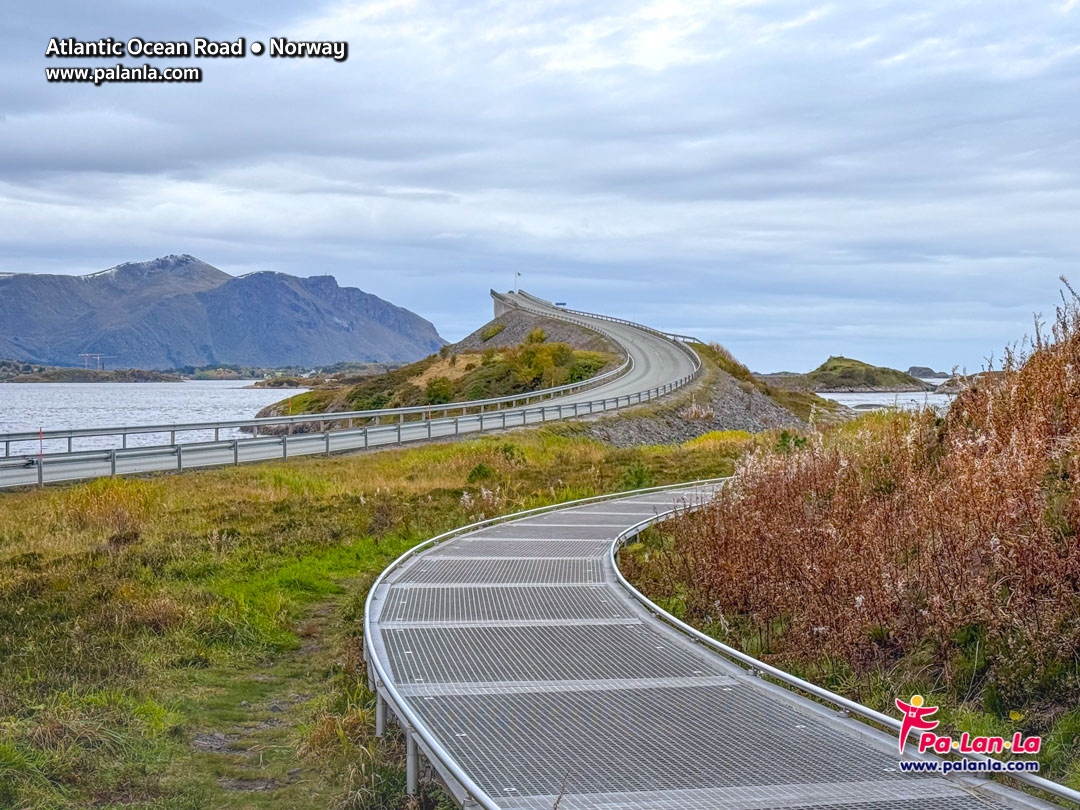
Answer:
1, 371, 697, 486
0, 294, 639, 457
1, 294, 705, 487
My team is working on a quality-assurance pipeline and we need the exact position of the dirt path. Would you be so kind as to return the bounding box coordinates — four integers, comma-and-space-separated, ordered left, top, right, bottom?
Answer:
163, 597, 351, 808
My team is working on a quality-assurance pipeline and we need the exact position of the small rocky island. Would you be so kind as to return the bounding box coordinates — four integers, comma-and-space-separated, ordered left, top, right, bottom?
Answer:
756, 356, 934, 393
0, 360, 182, 383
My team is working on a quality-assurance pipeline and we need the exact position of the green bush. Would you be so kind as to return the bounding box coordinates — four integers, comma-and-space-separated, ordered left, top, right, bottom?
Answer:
621, 462, 654, 490
480, 322, 506, 342
424, 377, 453, 405
466, 463, 494, 483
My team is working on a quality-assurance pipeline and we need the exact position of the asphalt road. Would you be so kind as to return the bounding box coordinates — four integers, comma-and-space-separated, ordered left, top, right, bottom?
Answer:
0, 293, 698, 488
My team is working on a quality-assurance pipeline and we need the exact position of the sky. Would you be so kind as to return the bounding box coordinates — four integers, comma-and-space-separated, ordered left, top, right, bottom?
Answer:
3, 1, 1079, 373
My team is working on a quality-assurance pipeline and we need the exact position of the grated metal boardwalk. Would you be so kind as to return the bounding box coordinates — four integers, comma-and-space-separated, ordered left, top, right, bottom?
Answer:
367, 485, 1051, 809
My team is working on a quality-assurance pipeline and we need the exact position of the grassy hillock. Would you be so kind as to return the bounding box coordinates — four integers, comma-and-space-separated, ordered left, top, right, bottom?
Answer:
261, 328, 617, 419
0, 430, 737, 809
758, 356, 931, 392
806, 356, 930, 391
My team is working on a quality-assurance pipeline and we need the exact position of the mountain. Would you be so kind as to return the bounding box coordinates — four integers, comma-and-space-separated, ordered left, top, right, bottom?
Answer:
0, 255, 445, 369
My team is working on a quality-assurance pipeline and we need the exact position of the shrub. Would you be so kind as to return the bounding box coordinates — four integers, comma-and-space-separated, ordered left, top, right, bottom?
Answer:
621, 462, 654, 490
480, 322, 506, 342
466, 463, 494, 483
424, 377, 453, 405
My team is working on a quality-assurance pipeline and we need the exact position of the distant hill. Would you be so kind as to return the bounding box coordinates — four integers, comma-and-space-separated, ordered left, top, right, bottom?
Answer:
5, 367, 182, 383
906, 366, 950, 379
0, 255, 445, 369
757, 357, 933, 393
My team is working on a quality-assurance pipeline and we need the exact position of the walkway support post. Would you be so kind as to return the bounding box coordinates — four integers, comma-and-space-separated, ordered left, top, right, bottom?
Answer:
375, 691, 386, 737
406, 730, 418, 795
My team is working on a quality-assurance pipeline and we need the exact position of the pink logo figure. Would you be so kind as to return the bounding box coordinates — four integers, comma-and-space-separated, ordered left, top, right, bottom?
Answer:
896, 694, 939, 754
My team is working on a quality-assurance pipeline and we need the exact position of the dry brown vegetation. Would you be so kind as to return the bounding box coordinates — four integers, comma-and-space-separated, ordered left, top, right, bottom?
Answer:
624, 290, 1080, 784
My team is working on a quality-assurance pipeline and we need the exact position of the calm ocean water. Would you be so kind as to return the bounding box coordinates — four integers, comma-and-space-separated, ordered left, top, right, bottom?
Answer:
819, 379, 955, 412
0, 380, 308, 454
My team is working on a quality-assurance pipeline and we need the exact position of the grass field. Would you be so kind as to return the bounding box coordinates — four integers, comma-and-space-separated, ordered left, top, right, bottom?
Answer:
0, 429, 738, 809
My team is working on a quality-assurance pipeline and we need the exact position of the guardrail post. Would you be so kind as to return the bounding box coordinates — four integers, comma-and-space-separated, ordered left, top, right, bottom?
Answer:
375, 691, 386, 737
454, 416, 459, 435
110, 449, 117, 477
170, 430, 175, 445
325, 432, 331, 456
406, 730, 418, 795
282, 436, 288, 460
37, 457, 43, 487
427, 419, 432, 439
176, 445, 183, 471
502, 411, 506, 429
396, 422, 401, 444
3, 440, 8, 457
479, 414, 484, 432
214, 427, 219, 442
364, 428, 369, 449
68, 437, 74, 453
233, 439, 239, 466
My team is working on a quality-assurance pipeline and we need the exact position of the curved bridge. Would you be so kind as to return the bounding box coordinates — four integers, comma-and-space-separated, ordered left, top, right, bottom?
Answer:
0, 292, 697, 488
366, 485, 1069, 810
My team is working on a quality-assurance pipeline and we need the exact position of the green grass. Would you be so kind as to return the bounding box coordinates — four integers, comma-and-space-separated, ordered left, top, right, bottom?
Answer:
270, 340, 617, 418
0, 428, 738, 809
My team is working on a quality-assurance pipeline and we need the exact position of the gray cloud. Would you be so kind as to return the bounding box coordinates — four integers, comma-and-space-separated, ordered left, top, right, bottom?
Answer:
2, 0, 1079, 372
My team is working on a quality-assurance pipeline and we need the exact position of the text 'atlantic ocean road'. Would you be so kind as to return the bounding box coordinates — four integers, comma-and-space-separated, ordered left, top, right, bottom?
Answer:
43, 37, 348, 86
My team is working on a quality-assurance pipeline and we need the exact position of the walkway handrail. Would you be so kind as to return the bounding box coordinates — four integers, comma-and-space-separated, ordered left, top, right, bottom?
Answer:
610, 501, 1080, 807
363, 478, 729, 810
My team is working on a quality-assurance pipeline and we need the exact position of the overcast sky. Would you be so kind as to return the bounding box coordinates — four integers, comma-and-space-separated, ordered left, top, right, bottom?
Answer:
4, 1, 1079, 372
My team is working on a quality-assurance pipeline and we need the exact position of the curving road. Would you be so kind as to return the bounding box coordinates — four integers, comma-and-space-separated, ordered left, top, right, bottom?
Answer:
366, 484, 1057, 810
0, 292, 697, 489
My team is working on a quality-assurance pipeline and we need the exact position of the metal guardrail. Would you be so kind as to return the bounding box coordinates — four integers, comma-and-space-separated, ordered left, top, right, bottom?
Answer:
1, 294, 703, 487
1, 372, 695, 486
0, 292, 637, 456
609, 505, 1080, 808
363, 479, 729, 810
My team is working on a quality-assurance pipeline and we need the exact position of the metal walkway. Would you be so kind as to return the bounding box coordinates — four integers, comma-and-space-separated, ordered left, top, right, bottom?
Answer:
366, 484, 1056, 809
